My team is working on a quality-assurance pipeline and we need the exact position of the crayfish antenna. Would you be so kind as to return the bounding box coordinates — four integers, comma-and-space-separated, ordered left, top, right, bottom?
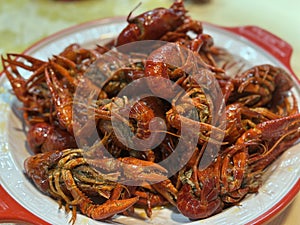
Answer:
127, 2, 142, 22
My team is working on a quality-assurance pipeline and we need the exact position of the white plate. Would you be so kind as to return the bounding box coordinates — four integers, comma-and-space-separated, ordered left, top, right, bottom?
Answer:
0, 17, 300, 225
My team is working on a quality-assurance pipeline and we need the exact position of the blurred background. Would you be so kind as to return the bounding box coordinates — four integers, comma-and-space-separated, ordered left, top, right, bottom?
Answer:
0, 0, 300, 224
1, 0, 300, 73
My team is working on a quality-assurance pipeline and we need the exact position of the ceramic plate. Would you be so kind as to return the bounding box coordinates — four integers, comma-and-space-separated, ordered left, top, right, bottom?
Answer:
0, 17, 300, 225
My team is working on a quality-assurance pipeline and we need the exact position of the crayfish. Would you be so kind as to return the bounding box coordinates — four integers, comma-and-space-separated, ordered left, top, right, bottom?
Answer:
24, 140, 169, 223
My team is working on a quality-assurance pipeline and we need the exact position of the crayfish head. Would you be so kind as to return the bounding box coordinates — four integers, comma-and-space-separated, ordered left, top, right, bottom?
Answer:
24, 150, 63, 193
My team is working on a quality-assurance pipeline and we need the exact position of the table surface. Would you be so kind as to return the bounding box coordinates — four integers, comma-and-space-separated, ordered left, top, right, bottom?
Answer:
0, 0, 300, 224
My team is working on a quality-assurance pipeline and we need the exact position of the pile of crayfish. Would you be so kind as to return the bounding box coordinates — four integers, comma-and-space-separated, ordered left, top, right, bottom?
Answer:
2, 0, 300, 224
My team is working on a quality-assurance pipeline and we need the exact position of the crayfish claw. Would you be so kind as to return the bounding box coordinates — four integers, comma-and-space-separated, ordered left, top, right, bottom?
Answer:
87, 197, 139, 220
152, 179, 178, 206
119, 157, 168, 184
130, 172, 168, 184
4, 53, 46, 71
119, 157, 168, 173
